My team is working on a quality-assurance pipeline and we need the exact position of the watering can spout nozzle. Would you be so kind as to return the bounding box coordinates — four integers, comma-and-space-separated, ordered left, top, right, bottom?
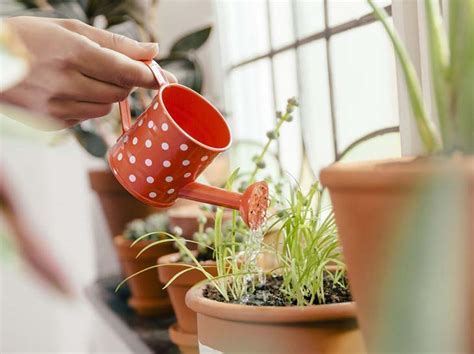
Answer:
239, 181, 269, 230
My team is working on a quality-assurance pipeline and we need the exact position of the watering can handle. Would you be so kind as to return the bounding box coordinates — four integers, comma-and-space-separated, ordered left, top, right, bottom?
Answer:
118, 60, 169, 134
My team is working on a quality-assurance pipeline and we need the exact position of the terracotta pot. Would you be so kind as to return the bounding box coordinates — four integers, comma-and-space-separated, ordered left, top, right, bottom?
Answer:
114, 235, 175, 316
89, 169, 155, 236
320, 157, 473, 351
158, 252, 217, 353
186, 286, 365, 353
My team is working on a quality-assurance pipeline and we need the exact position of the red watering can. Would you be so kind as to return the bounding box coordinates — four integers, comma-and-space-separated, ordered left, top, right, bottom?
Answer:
108, 61, 268, 230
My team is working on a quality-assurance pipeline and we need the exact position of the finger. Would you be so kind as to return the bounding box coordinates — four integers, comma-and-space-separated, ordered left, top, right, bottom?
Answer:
47, 98, 113, 121
22, 65, 131, 104
61, 19, 159, 60
72, 38, 158, 89
59, 71, 131, 104
163, 70, 178, 83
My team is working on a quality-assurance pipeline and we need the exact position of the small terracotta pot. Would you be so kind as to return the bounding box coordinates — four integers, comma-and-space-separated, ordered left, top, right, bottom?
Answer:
320, 157, 474, 351
114, 235, 175, 316
89, 169, 155, 236
186, 286, 365, 353
158, 252, 216, 353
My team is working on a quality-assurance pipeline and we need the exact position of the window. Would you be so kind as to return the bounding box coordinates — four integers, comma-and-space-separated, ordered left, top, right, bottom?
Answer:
217, 0, 401, 181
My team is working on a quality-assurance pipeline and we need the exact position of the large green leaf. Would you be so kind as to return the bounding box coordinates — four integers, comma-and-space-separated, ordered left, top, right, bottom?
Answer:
449, 0, 474, 154
368, 0, 441, 154
170, 26, 212, 54
71, 125, 108, 158
372, 168, 470, 352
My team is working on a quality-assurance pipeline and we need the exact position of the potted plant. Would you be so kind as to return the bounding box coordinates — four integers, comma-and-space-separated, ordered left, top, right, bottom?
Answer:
172, 99, 365, 353
118, 213, 243, 353
320, 1, 473, 351
114, 213, 175, 316
185, 181, 365, 353
157, 217, 238, 354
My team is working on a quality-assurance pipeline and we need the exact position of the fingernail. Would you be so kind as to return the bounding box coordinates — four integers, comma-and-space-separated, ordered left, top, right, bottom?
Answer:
138, 42, 159, 51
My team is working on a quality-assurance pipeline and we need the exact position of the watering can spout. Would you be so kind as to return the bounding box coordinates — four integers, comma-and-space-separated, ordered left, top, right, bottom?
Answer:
178, 181, 269, 230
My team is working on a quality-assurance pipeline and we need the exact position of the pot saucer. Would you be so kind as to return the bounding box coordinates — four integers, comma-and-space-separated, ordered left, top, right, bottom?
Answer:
169, 323, 198, 354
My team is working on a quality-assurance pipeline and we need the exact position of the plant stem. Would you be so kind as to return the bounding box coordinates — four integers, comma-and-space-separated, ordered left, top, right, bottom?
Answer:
248, 112, 290, 184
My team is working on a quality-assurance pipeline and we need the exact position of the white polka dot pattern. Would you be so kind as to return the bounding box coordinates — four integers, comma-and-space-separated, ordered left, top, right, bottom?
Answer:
182, 160, 190, 166
163, 160, 171, 167
165, 176, 173, 182
117, 153, 123, 161
145, 159, 152, 166
138, 119, 143, 127
148, 121, 154, 129
129, 174, 136, 182
145, 140, 152, 148
129, 155, 136, 164
132, 137, 138, 145
146, 176, 154, 184
161, 123, 168, 131
180, 144, 188, 151
153, 102, 158, 110
167, 188, 175, 194
149, 192, 157, 198
201, 155, 209, 161
184, 172, 191, 178
161, 142, 169, 150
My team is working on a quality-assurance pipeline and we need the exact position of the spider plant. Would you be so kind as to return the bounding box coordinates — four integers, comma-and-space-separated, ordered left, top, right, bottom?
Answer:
268, 181, 346, 306
368, 0, 473, 155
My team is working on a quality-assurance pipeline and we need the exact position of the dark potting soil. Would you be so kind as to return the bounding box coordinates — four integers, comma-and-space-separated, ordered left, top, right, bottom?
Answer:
203, 275, 352, 307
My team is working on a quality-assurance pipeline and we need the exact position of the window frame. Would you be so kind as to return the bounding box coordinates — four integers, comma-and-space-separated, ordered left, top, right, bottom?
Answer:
215, 0, 432, 177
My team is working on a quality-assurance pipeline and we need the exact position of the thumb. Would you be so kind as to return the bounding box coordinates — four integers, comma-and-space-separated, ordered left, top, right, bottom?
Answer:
65, 21, 159, 60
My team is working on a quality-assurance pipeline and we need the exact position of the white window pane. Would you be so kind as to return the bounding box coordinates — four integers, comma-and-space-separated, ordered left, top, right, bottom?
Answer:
298, 41, 335, 175
331, 21, 399, 153
269, 0, 294, 48
339, 132, 401, 161
229, 59, 274, 145
295, 0, 325, 38
219, 0, 270, 65
328, 0, 391, 27
273, 50, 302, 179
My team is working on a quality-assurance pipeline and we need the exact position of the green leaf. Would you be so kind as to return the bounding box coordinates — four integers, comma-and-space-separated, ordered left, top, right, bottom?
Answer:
71, 125, 108, 158
449, 0, 474, 153
372, 168, 470, 352
170, 26, 212, 53
424, 0, 451, 151
368, 0, 441, 154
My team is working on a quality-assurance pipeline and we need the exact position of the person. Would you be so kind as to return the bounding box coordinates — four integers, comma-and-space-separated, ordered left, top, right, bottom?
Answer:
0, 16, 176, 129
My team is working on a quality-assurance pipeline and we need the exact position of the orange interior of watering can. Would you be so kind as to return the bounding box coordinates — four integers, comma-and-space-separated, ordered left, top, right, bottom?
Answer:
161, 85, 231, 150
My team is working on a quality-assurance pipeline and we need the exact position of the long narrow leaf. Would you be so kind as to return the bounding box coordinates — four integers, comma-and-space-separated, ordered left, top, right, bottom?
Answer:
368, 0, 441, 153
424, 0, 451, 150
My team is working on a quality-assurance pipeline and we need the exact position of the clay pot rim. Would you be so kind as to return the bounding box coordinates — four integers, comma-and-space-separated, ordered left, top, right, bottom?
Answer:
185, 285, 356, 324
114, 234, 162, 247
157, 251, 216, 266
320, 156, 474, 190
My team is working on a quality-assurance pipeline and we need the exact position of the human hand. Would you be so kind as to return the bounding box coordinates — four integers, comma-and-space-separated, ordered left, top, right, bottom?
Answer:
0, 16, 176, 129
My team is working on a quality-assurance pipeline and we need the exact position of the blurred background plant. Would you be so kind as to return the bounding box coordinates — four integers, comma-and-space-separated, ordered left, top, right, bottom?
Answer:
123, 213, 169, 242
